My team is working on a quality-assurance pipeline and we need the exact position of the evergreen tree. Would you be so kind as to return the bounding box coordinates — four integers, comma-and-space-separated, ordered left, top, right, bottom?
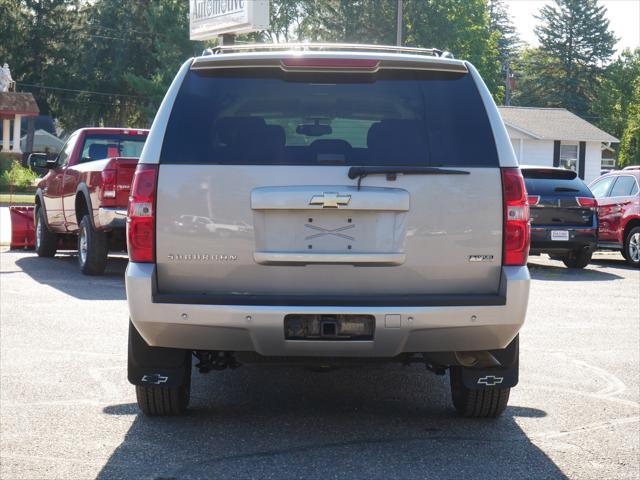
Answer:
487, 0, 520, 61
532, 0, 616, 116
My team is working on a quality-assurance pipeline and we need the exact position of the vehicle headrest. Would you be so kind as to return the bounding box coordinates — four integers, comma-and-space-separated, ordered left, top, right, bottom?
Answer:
367, 120, 428, 154
88, 143, 109, 160
106, 144, 119, 157
215, 117, 267, 146
265, 125, 286, 147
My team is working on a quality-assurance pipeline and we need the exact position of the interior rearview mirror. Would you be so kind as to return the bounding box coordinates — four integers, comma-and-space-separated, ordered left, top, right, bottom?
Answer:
296, 123, 332, 137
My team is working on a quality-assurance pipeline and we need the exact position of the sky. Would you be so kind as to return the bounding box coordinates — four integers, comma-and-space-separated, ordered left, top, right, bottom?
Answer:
506, 0, 640, 54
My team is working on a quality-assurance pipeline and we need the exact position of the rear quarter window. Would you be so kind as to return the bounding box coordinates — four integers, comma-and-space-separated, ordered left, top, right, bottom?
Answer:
160, 67, 498, 167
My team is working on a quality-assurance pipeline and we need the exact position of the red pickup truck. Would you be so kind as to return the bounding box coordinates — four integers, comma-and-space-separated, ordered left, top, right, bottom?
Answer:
29, 127, 149, 274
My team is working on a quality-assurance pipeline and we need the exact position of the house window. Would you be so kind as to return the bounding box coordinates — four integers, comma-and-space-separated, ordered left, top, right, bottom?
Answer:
559, 144, 578, 171
601, 157, 616, 168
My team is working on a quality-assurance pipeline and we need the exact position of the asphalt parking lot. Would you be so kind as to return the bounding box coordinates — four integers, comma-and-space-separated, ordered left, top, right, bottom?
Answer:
0, 249, 638, 479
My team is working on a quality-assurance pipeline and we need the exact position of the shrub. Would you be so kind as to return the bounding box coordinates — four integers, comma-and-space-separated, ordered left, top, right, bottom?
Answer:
0, 152, 22, 173
0, 161, 39, 191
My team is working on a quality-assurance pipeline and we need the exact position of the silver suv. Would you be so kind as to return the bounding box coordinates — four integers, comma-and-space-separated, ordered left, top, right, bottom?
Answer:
126, 44, 530, 417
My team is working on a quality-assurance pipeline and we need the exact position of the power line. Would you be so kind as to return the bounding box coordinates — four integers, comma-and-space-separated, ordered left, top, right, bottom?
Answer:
16, 82, 150, 99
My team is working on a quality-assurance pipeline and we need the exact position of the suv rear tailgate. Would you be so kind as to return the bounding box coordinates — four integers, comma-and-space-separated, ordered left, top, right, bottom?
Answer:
153, 61, 505, 300
155, 165, 503, 297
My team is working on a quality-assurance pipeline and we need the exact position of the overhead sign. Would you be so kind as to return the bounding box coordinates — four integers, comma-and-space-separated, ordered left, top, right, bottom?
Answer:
190, 0, 270, 39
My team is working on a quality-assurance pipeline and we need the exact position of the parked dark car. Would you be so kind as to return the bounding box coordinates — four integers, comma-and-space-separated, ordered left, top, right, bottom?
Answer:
523, 166, 598, 268
589, 167, 640, 267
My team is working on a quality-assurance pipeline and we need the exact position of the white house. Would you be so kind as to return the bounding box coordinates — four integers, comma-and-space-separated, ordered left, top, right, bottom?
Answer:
498, 107, 619, 185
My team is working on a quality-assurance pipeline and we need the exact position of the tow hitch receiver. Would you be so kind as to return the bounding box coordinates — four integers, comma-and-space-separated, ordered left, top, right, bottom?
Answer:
285, 314, 375, 340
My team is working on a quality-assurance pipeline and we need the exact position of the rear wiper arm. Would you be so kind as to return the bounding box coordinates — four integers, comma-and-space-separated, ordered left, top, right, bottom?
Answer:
348, 166, 470, 189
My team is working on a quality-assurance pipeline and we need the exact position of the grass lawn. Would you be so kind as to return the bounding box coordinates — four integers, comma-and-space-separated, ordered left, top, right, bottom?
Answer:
0, 193, 35, 205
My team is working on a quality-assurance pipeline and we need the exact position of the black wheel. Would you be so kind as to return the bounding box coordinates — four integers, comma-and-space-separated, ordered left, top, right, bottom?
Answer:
78, 215, 108, 275
135, 367, 191, 416
624, 227, 640, 268
35, 206, 57, 257
562, 249, 592, 269
450, 367, 510, 418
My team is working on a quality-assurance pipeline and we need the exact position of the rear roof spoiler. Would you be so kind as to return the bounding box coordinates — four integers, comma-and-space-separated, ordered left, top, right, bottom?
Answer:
191, 48, 468, 74
202, 42, 454, 58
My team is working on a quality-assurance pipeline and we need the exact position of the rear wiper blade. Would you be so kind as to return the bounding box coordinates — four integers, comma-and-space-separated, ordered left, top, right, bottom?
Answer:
554, 187, 580, 192
348, 166, 470, 189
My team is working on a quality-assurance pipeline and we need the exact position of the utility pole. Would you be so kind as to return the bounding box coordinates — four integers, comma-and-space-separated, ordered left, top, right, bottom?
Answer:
396, 0, 403, 46
504, 61, 512, 106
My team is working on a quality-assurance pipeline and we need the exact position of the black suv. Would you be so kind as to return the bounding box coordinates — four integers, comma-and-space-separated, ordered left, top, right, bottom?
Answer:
523, 166, 598, 268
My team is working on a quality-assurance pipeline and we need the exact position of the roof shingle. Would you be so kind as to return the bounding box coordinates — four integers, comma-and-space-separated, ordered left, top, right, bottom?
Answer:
0, 92, 39, 116
498, 106, 618, 143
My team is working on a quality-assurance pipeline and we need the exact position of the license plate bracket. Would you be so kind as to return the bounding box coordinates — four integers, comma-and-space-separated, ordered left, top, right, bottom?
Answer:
284, 314, 375, 340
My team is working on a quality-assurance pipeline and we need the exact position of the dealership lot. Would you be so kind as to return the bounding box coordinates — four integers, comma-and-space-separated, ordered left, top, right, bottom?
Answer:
0, 250, 638, 479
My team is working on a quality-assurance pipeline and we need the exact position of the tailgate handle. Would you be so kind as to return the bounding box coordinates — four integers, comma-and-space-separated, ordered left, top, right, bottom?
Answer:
254, 252, 406, 265
348, 166, 470, 189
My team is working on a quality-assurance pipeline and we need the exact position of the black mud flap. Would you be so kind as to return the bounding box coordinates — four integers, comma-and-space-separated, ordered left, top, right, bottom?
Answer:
460, 335, 519, 390
128, 321, 191, 387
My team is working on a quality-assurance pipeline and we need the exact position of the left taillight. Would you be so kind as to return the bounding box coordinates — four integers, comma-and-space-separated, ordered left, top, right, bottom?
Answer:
576, 197, 597, 208
100, 169, 117, 199
127, 164, 158, 263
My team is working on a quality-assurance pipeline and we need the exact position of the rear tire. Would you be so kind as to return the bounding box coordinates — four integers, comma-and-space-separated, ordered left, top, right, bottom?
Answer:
449, 367, 510, 418
623, 227, 640, 268
562, 249, 592, 269
35, 206, 57, 257
78, 215, 108, 275
135, 367, 191, 416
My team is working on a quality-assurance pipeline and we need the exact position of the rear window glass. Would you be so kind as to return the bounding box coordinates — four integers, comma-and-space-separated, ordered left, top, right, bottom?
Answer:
80, 134, 147, 163
160, 68, 498, 167
522, 169, 591, 196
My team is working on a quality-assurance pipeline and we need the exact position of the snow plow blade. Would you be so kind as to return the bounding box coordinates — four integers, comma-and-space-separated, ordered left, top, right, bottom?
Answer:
9, 206, 35, 250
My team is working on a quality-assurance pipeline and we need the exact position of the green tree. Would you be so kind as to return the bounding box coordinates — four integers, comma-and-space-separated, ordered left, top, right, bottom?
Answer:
487, 0, 520, 61
591, 48, 640, 144
403, 0, 502, 97
619, 79, 640, 167
0, 0, 84, 118
532, 0, 616, 116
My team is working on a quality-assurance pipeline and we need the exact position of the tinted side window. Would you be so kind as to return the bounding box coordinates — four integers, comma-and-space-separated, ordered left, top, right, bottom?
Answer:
609, 176, 638, 197
590, 176, 615, 198
57, 133, 78, 166
160, 68, 498, 167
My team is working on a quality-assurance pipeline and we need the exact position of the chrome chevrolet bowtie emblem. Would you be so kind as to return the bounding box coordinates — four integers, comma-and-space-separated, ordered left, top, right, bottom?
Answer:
477, 375, 504, 386
309, 192, 351, 208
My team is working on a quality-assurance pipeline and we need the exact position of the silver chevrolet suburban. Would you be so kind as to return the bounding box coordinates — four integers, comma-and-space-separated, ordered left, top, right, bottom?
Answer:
126, 44, 530, 417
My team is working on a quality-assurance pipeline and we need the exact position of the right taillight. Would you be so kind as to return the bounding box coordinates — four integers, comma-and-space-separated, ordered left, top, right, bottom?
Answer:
502, 168, 530, 266
127, 164, 158, 263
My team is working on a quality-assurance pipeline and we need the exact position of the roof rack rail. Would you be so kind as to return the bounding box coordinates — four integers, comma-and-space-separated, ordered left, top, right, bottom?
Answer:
623, 165, 640, 170
202, 43, 453, 58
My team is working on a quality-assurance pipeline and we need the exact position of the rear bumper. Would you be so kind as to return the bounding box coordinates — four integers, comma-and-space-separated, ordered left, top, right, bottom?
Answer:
530, 225, 597, 254
96, 207, 127, 230
126, 263, 530, 357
